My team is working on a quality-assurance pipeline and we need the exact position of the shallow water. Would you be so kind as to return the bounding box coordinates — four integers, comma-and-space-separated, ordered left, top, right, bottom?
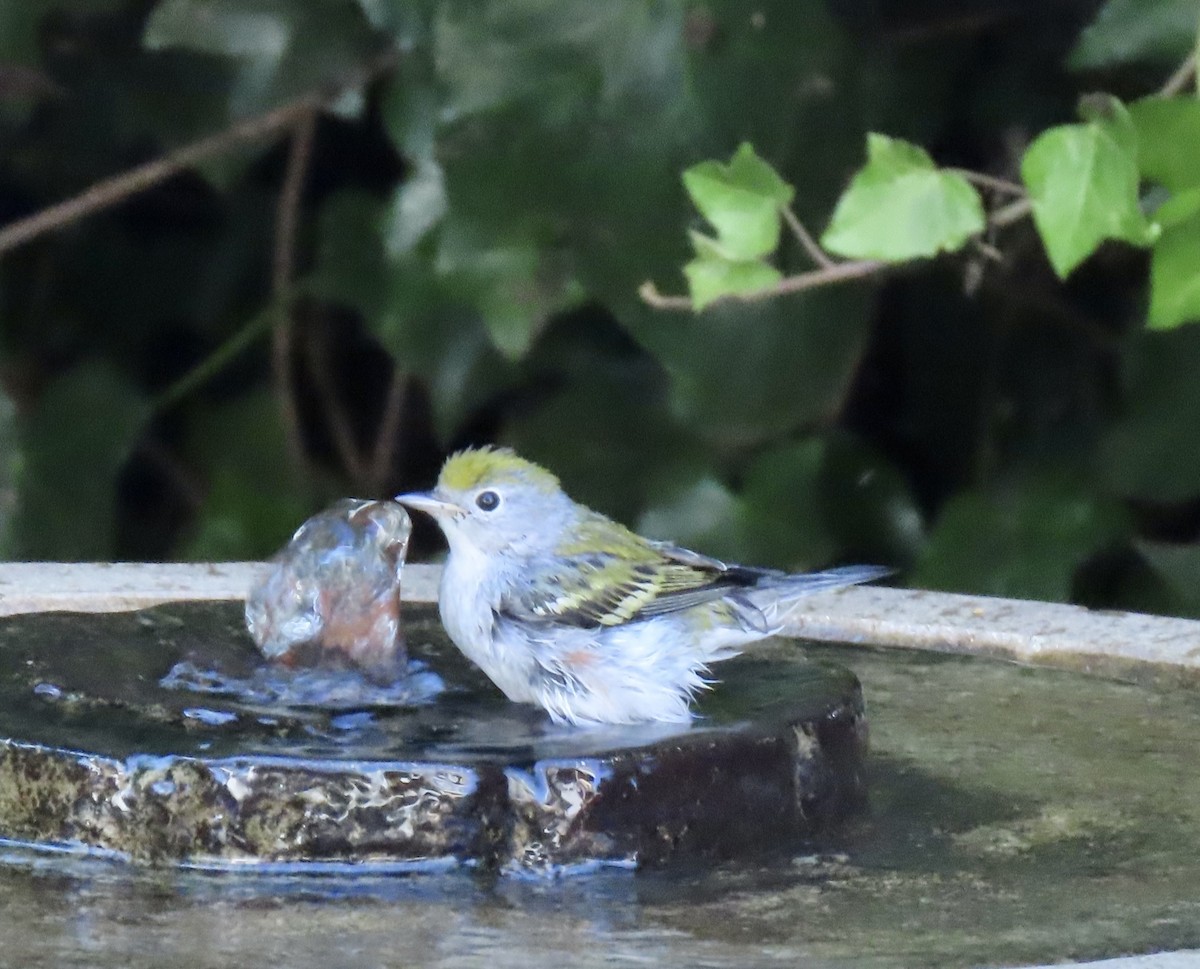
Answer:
2, 605, 1200, 967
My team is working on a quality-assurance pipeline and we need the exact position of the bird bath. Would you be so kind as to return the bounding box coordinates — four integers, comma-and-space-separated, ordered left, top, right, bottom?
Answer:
0, 601, 866, 871
2, 565, 1200, 968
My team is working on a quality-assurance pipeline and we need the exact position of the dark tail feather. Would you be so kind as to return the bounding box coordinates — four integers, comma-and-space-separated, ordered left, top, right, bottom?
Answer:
738, 565, 891, 633
776, 564, 893, 594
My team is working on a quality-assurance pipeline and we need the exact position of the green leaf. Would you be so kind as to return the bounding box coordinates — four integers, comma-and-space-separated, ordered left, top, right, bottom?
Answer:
683, 250, 783, 311
1135, 539, 1200, 614
736, 433, 924, 572
353, 0, 404, 32
1021, 105, 1155, 278
435, 223, 583, 360
307, 189, 388, 322
312, 189, 550, 370
1077, 92, 1139, 154
0, 0, 125, 65
1130, 96, 1200, 193
637, 477, 748, 565
143, 0, 384, 116
628, 285, 873, 447
144, 0, 294, 59
1100, 326, 1200, 501
682, 142, 795, 261
819, 431, 925, 564
1154, 186, 1200, 229
738, 439, 838, 570
383, 157, 448, 258
380, 68, 440, 161
820, 133, 986, 261
14, 364, 150, 559
1148, 188, 1200, 330
474, 243, 552, 359
375, 267, 514, 443
306, 194, 530, 419
503, 338, 699, 527
914, 476, 1128, 601
1069, 0, 1199, 70
432, 0, 675, 125
182, 391, 313, 560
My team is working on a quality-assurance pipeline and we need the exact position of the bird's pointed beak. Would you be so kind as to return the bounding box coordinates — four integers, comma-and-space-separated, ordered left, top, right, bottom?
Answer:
394, 491, 464, 520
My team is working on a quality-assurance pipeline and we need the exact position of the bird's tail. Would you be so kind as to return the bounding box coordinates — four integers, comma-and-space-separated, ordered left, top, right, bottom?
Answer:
738, 564, 892, 633
772, 564, 892, 595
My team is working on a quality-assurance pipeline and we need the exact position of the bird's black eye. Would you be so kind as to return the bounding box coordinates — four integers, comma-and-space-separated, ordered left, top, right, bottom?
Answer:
476, 490, 500, 512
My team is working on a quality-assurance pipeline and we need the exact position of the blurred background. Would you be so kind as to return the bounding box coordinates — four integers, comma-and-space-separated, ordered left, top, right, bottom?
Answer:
0, 0, 1197, 614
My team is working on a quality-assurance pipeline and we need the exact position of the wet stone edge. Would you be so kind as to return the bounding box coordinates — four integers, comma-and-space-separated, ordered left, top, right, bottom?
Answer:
0, 681, 867, 872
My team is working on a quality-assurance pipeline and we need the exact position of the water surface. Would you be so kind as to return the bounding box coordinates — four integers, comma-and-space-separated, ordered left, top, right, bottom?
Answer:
2, 604, 1199, 967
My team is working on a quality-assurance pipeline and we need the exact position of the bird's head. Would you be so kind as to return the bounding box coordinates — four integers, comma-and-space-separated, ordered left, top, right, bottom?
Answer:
396, 446, 573, 557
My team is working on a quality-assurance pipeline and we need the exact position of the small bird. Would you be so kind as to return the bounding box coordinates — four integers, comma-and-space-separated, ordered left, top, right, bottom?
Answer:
396, 447, 889, 726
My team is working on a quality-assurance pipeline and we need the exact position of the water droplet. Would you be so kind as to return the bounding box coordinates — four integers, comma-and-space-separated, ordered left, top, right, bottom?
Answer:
245, 499, 413, 671
183, 708, 239, 726
330, 711, 375, 731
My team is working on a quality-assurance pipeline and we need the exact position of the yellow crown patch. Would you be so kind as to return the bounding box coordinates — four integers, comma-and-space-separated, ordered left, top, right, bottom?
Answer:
438, 446, 560, 494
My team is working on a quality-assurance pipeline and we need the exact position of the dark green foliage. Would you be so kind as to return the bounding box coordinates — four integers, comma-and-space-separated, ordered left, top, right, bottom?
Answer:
1, 0, 1200, 618
13, 364, 149, 559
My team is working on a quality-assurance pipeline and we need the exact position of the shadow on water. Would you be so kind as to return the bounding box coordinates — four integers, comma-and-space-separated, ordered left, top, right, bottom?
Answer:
1, 605, 1200, 966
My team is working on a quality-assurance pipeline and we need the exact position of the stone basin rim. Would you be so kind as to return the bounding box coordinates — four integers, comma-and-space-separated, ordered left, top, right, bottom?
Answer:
1, 562, 1198, 678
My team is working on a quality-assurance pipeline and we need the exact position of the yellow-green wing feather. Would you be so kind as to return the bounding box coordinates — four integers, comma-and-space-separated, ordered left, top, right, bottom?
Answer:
502, 512, 756, 628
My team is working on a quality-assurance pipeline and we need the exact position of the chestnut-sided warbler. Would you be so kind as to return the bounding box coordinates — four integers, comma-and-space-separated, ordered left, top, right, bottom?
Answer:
396, 447, 888, 726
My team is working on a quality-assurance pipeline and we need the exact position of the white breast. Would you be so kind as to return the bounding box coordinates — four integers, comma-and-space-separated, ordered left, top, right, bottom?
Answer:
438, 544, 540, 704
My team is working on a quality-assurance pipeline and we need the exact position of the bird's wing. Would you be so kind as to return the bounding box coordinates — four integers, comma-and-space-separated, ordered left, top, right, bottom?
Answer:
499, 517, 757, 629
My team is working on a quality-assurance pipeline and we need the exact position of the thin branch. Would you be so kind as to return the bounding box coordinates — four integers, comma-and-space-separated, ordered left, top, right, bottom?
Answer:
990, 197, 1032, 228
272, 110, 316, 296
303, 320, 368, 484
949, 168, 1025, 196
1159, 52, 1197, 98
271, 108, 318, 475
637, 284, 706, 311
0, 50, 397, 257
156, 305, 273, 411
640, 258, 885, 311
368, 365, 409, 496
772, 259, 887, 294
971, 238, 1005, 263
0, 95, 319, 256
780, 206, 834, 268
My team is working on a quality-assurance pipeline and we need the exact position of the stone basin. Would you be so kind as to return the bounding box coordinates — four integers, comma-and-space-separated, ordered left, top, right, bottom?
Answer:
0, 602, 868, 872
